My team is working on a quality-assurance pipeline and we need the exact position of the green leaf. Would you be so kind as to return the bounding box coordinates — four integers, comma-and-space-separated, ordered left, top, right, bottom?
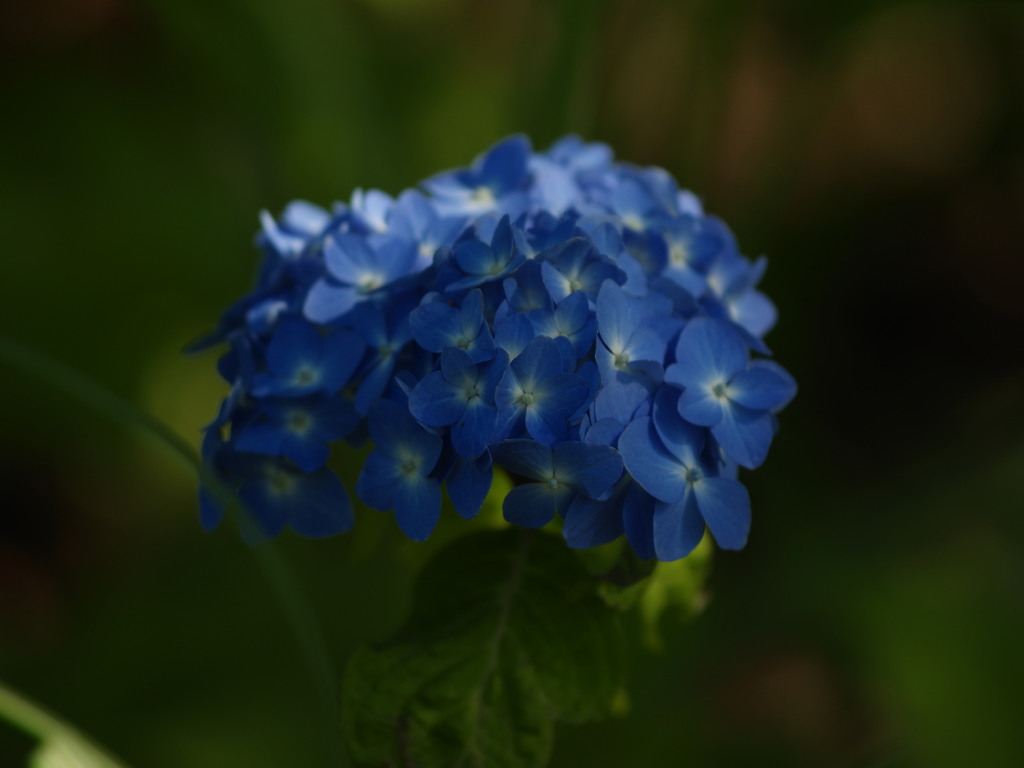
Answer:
341, 529, 627, 768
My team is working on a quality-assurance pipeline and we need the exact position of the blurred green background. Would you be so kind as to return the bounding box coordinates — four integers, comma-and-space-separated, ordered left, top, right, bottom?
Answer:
2, 0, 1023, 765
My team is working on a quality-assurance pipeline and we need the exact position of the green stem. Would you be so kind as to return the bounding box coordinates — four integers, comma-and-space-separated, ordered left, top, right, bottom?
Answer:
0, 335, 350, 767
0, 680, 129, 767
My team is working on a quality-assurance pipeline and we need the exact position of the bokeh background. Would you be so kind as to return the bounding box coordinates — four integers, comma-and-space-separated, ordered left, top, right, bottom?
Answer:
2, 0, 1023, 765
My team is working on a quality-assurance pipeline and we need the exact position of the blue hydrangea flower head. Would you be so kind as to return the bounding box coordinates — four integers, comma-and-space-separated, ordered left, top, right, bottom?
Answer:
198, 134, 795, 560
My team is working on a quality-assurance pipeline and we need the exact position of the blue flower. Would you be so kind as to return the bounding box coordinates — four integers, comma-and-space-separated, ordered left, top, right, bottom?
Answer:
424, 135, 531, 216
199, 134, 796, 559
445, 215, 526, 293
234, 395, 357, 472
251, 317, 364, 398
494, 336, 589, 445
665, 317, 795, 469
409, 289, 495, 363
356, 399, 444, 541
490, 439, 623, 529
619, 389, 751, 560
303, 232, 418, 323
408, 347, 508, 459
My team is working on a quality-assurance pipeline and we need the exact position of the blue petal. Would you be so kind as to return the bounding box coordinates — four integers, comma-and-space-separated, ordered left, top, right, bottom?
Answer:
480, 137, 530, 194
266, 317, 321, 377
325, 233, 378, 285
618, 418, 686, 504
447, 455, 493, 519
674, 380, 724, 428
303, 279, 360, 324
502, 482, 572, 528
710, 404, 775, 469
408, 371, 466, 428
393, 474, 442, 542
622, 483, 656, 559
410, 301, 462, 353
563, 483, 626, 549
651, 387, 705, 465
453, 239, 495, 277
494, 312, 535, 359
320, 330, 365, 393
439, 347, 479, 390
451, 399, 497, 459
511, 336, 563, 389
552, 441, 623, 499
693, 477, 750, 550
234, 422, 284, 457
652, 494, 705, 561
729, 361, 796, 411
490, 439, 552, 481
672, 316, 748, 386
596, 279, 640, 353
368, 399, 443, 469
356, 451, 398, 510
287, 469, 355, 537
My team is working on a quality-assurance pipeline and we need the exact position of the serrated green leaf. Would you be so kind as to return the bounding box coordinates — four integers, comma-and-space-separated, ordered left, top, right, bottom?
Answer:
341, 530, 627, 768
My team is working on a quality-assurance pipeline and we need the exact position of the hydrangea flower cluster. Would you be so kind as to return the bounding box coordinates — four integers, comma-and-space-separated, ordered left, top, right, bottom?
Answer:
197, 136, 795, 560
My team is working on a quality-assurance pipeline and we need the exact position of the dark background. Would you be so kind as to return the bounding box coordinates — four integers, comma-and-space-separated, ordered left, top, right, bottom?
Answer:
2, 1, 1023, 766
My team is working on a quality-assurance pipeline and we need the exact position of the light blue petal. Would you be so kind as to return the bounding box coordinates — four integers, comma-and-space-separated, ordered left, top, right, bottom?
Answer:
676, 383, 724, 428
710, 404, 775, 469
303, 279, 360, 324
596, 279, 640, 353
651, 387, 705, 464
693, 477, 750, 550
672, 316, 748, 387
729, 361, 796, 412
325, 233, 377, 284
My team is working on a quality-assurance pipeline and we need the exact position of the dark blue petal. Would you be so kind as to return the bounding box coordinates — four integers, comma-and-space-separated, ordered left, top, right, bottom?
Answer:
453, 239, 495, 277
356, 451, 398, 510
563, 475, 627, 549
408, 371, 466, 428
393, 475, 442, 542
410, 301, 462, 353
480, 138, 530, 194
439, 347, 479, 390
287, 469, 355, 537
502, 482, 571, 528
320, 330, 365, 393
622, 483, 656, 559
693, 477, 750, 550
552, 441, 623, 499
368, 399, 443, 469
446, 454, 493, 519
451, 399, 497, 459
490, 439, 552, 481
